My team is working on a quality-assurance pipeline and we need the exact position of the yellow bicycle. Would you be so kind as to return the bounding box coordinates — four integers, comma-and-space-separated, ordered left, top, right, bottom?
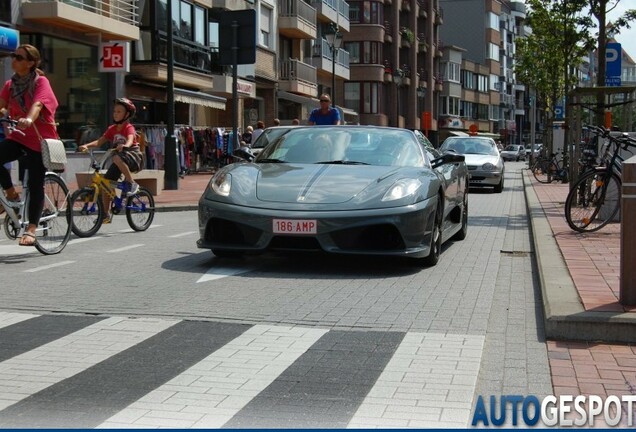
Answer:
70, 150, 155, 237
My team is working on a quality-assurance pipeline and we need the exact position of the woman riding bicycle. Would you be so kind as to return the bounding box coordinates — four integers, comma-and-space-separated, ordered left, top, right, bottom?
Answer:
78, 97, 143, 224
0, 44, 59, 247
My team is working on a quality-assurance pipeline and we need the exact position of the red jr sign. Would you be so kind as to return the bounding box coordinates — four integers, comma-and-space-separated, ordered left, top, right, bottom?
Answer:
99, 42, 129, 72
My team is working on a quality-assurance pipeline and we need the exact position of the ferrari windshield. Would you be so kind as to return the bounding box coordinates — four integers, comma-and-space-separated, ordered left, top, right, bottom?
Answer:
254, 127, 426, 167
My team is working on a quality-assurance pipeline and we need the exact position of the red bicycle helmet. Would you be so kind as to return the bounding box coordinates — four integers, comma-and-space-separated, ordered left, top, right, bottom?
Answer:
113, 97, 136, 119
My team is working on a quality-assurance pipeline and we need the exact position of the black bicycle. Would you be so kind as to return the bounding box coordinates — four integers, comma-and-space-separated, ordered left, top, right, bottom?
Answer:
531, 150, 568, 183
564, 125, 636, 233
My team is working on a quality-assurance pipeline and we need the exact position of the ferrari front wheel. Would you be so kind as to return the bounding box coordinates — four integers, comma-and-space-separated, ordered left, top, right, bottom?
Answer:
421, 197, 443, 267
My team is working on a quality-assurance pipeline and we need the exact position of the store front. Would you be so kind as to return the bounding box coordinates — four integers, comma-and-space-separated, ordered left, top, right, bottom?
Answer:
20, 34, 111, 147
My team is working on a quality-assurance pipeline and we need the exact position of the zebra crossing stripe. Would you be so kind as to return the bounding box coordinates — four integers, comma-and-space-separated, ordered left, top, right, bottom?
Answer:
0, 316, 179, 419
0, 312, 40, 330
97, 324, 329, 429
223, 329, 406, 429
348, 332, 484, 428
0, 314, 105, 363
0, 320, 249, 428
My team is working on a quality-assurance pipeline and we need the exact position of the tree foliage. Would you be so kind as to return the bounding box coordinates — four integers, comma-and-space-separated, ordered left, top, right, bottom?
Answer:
515, 0, 593, 120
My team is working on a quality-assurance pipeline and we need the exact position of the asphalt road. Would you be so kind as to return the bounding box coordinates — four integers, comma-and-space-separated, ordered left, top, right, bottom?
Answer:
0, 162, 552, 428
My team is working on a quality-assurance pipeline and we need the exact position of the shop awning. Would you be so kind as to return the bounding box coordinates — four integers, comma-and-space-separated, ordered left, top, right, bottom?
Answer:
338, 106, 359, 125
174, 88, 227, 110
449, 130, 469, 137
278, 91, 319, 106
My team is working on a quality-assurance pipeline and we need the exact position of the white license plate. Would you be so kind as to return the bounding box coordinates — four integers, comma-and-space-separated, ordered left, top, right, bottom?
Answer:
272, 219, 317, 235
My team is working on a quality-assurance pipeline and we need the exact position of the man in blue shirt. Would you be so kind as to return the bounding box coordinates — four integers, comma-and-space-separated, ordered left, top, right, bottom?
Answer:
308, 94, 341, 125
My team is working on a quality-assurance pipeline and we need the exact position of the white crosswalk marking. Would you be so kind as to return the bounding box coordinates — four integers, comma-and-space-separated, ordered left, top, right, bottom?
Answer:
0, 312, 39, 330
97, 324, 329, 428
0, 317, 178, 411
0, 313, 488, 428
348, 332, 484, 428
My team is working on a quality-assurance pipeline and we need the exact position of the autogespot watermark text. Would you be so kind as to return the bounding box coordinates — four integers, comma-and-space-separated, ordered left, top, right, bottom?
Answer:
472, 395, 636, 427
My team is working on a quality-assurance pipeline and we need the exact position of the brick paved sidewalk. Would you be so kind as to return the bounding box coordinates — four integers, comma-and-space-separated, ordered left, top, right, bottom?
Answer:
527, 172, 629, 313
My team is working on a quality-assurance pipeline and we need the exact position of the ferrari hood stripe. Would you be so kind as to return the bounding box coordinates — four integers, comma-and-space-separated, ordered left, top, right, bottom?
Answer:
297, 165, 331, 202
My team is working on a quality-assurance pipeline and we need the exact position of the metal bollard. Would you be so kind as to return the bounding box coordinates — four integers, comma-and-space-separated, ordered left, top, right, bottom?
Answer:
620, 155, 636, 305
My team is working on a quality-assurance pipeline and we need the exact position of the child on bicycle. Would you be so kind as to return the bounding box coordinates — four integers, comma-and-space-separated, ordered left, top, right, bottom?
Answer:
78, 97, 143, 223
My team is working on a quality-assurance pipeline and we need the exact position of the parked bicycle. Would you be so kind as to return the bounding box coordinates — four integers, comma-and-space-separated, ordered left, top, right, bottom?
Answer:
0, 117, 72, 254
70, 149, 155, 237
564, 125, 636, 233
531, 150, 568, 183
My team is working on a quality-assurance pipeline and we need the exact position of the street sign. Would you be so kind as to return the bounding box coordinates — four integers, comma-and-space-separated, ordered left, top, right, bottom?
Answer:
605, 42, 621, 87
218, 9, 256, 65
99, 42, 130, 72
555, 105, 564, 120
0, 26, 19, 53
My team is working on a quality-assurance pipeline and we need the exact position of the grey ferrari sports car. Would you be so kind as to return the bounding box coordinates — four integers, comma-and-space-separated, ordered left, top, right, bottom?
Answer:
198, 126, 468, 266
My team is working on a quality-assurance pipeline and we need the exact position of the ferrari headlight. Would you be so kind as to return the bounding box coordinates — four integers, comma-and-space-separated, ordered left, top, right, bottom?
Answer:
382, 179, 422, 201
210, 172, 232, 196
482, 162, 497, 171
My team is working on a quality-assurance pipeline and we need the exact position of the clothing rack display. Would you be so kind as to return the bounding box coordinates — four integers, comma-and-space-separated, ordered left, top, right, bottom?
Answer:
135, 124, 242, 174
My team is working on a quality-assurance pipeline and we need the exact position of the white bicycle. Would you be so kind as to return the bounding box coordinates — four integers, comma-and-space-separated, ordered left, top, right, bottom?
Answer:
0, 117, 72, 255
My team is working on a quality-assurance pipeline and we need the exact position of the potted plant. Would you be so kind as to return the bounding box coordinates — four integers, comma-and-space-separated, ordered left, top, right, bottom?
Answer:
400, 27, 415, 45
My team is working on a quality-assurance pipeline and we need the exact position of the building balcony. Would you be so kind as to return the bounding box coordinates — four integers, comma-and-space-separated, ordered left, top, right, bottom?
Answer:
309, 0, 350, 33
21, 0, 140, 41
350, 64, 385, 82
434, 7, 443, 25
308, 38, 350, 80
278, 59, 318, 97
211, 0, 248, 11
279, 0, 317, 39
383, 21, 393, 43
418, 0, 428, 18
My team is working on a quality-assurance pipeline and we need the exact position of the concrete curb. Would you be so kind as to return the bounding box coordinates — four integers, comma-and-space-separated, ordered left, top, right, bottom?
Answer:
154, 204, 198, 213
523, 170, 636, 343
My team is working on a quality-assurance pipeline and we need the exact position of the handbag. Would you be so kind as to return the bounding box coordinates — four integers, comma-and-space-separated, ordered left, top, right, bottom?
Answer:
34, 123, 67, 171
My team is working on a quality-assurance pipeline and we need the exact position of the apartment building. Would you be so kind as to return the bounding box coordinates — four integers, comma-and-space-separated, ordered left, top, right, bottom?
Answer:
437, 0, 527, 145
276, 0, 352, 125
343, 0, 442, 143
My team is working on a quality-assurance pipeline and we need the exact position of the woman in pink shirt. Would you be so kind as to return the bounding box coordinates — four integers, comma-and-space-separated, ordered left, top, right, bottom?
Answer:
0, 44, 59, 246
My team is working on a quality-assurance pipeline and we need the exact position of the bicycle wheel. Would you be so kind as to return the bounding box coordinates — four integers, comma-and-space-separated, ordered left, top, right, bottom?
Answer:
35, 174, 72, 255
532, 160, 558, 183
125, 187, 155, 231
70, 187, 104, 237
565, 169, 621, 233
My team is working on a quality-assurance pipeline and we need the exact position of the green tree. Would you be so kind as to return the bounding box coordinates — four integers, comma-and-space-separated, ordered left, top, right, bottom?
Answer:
515, 0, 593, 152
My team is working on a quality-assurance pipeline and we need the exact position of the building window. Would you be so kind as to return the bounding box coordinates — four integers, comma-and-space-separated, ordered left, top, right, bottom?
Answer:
344, 82, 381, 114
260, 4, 272, 48
0, 1, 10, 23
194, 7, 205, 45
440, 96, 460, 116
441, 62, 460, 83
345, 41, 382, 64
478, 75, 488, 92
460, 101, 473, 119
490, 104, 500, 121
461, 70, 476, 89
348, 1, 383, 24
487, 12, 499, 30
487, 42, 499, 60
67, 58, 90, 78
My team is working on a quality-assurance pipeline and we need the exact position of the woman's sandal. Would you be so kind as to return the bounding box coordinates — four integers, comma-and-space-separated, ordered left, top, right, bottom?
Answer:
19, 232, 37, 247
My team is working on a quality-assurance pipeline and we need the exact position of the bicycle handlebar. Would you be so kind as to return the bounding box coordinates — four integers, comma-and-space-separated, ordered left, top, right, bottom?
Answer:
0, 116, 26, 136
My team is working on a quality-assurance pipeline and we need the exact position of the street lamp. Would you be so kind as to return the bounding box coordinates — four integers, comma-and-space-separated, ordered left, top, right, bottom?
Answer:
325, 23, 343, 109
393, 69, 404, 127
416, 86, 426, 129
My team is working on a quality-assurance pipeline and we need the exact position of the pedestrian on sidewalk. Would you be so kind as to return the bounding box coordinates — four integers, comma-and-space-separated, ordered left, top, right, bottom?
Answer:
308, 94, 341, 125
